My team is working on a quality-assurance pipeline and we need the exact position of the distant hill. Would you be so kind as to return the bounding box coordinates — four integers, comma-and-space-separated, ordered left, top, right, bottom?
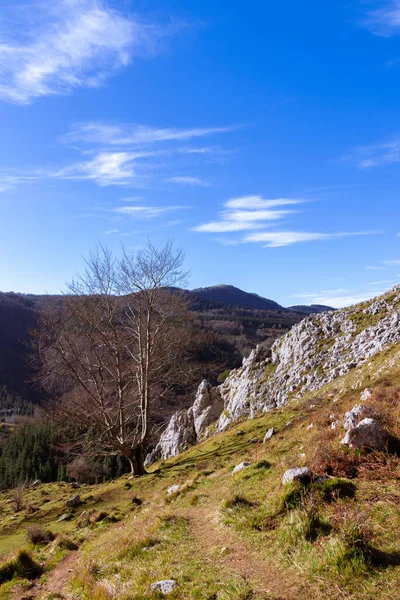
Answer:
190, 284, 285, 311
287, 304, 334, 314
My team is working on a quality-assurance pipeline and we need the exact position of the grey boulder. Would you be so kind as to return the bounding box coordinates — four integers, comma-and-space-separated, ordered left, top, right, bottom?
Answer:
148, 579, 178, 595
341, 418, 387, 451
282, 467, 312, 485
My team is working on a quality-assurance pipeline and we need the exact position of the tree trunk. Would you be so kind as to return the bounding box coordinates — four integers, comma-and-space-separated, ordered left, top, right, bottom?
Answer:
127, 444, 147, 477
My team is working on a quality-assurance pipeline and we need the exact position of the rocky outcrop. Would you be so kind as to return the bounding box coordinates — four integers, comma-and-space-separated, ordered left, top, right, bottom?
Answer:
217, 286, 400, 430
148, 285, 400, 461
145, 380, 223, 465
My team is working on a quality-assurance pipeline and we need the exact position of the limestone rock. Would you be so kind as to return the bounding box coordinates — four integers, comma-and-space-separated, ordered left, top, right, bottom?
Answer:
343, 404, 372, 430
360, 388, 373, 402
340, 418, 387, 451
282, 467, 312, 485
167, 485, 180, 496
145, 380, 222, 465
263, 427, 274, 442
232, 461, 251, 476
148, 580, 178, 595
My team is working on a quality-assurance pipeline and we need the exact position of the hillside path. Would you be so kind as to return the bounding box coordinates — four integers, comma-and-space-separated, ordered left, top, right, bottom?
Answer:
11, 550, 80, 600
184, 503, 314, 600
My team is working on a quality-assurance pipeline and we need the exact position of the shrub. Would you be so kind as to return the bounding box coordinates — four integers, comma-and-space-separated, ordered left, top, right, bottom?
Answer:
0, 550, 43, 583
26, 524, 55, 545
313, 477, 356, 502
222, 494, 255, 511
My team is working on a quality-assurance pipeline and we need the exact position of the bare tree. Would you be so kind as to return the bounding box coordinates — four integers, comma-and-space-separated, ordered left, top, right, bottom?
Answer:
34, 241, 194, 476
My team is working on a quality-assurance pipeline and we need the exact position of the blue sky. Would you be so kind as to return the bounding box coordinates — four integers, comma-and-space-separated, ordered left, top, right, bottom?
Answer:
1, 0, 400, 307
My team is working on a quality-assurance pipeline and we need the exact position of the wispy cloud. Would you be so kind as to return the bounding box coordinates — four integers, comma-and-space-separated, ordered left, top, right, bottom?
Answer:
63, 123, 238, 147
364, 1, 400, 37
54, 151, 156, 186
0, 0, 172, 104
113, 205, 188, 219
383, 259, 400, 265
291, 287, 392, 309
193, 195, 300, 233
193, 195, 376, 247
0, 119, 237, 190
349, 137, 400, 168
243, 231, 373, 248
166, 176, 211, 187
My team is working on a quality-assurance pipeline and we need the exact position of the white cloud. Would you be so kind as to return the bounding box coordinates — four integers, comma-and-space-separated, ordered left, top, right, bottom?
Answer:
225, 196, 305, 209
193, 196, 299, 233
113, 205, 187, 219
0, 0, 168, 104
64, 123, 238, 146
244, 231, 374, 248
350, 138, 400, 168
166, 176, 211, 187
364, 1, 400, 36
383, 259, 400, 265
104, 229, 118, 234
54, 151, 155, 186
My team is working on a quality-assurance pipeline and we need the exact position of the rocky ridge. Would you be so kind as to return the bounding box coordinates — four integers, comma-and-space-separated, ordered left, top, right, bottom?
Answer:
147, 285, 400, 463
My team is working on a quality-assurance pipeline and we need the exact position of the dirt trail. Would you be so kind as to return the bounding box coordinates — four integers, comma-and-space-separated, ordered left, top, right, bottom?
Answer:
12, 550, 80, 600
184, 503, 312, 600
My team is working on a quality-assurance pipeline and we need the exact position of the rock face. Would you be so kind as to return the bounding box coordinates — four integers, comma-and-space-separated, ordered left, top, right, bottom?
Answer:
217, 286, 400, 431
145, 380, 223, 464
341, 418, 387, 451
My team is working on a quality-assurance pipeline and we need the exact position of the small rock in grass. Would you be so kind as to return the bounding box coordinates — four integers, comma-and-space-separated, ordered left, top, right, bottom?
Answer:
70, 482, 80, 489
250, 437, 259, 444
167, 485, 180, 496
360, 388, 373, 402
57, 513, 70, 522
148, 579, 178, 595
66, 495, 82, 508
219, 547, 229, 556
232, 461, 251, 476
282, 467, 312, 485
263, 427, 274, 442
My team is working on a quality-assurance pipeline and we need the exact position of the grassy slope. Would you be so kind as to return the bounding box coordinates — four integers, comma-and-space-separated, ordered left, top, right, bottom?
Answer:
1, 342, 400, 599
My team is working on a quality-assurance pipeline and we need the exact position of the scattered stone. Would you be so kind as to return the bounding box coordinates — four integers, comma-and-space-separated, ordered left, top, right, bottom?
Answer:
341, 418, 387, 451
31, 479, 42, 487
360, 388, 373, 402
343, 404, 372, 430
263, 427, 274, 442
70, 482, 80, 489
232, 461, 251, 476
57, 513, 70, 522
235, 429, 245, 436
283, 421, 292, 429
307, 423, 314, 430
167, 485, 180, 496
148, 580, 178, 595
66, 495, 82, 508
282, 467, 312, 485
250, 437, 259, 444
219, 547, 229, 556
